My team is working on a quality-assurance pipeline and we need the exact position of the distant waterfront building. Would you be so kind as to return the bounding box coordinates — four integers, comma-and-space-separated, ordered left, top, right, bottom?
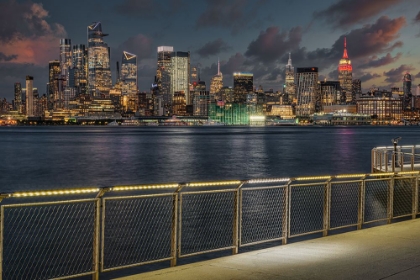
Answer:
59, 39, 72, 87
357, 96, 402, 124
87, 22, 112, 97
121, 51, 138, 112
403, 73, 412, 109
210, 60, 223, 97
26, 76, 34, 117
14, 83, 22, 112
72, 44, 88, 95
171, 51, 190, 105
338, 37, 353, 103
193, 90, 211, 116
320, 81, 340, 108
295, 67, 319, 116
157, 46, 173, 115
233, 72, 253, 103
285, 53, 296, 104
173, 91, 187, 116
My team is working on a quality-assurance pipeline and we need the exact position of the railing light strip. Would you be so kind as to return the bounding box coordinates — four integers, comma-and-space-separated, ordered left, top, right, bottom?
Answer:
112, 184, 179, 191
294, 176, 331, 181
247, 178, 290, 184
335, 174, 366, 179
12, 188, 100, 197
188, 181, 241, 187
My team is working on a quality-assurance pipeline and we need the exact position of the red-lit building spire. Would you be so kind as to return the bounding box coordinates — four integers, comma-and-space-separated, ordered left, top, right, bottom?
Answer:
343, 37, 349, 59
338, 36, 353, 102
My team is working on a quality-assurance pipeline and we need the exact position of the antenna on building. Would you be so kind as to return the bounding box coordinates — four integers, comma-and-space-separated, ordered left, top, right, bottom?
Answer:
217, 58, 220, 75
116, 61, 120, 82
343, 37, 349, 59
287, 52, 292, 66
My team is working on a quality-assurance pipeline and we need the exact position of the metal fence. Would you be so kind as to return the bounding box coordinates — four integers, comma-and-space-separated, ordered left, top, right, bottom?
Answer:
1, 173, 420, 279
372, 144, 420, 173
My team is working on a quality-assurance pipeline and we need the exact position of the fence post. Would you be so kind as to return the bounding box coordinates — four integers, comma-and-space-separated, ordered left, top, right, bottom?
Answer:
171, 184, 184, 267
0, 195, 9, 280
282, 181, 291, 245
357, 178, 366, 230
385, 151, 389, 172
232, 182, 245, 255
412, 146, 415, 171
388, 176, 394, 224
93, 188, 109, 280
323, 180, 331, 237
414, 176, 419, 219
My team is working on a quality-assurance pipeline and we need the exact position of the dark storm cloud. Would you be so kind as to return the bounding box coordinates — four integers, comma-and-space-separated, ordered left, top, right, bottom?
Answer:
116, 34, 154, 60
415, 72, 420, 79
245, 26, 302, 63
314, 0, 402, 28
115, 0, 183, 18
359, 53, 402, 69
415, 11, 420, 22
0, 52, 18, 62
195, 0, 269, 34
383, 64, 415, 83
359, 73, 381, 83
196, 39, 232, 58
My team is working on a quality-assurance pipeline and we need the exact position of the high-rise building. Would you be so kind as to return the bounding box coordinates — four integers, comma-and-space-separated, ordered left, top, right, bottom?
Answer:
285, 53, 296, 104
171, 51, 190, 106
295, 67, 319, 116
87, 22, 112, 97
121, 51, 138, 111
14, 83, 22, 112
60, 38, 72, 87
338, 37, 353, 103
72, 44, 88, 95
157, 46, 173, 115
26, 76, 34, 117
403, 73, 412, 109
210, 60, 223, 97
233, 72, 253, 103
48, 60, 64, 110
352, 79, 362, 102
320, 81, 340, 107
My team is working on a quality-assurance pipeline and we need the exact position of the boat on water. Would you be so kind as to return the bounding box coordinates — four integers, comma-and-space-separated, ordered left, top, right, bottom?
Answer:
107, 120, 119, 126
268, 118, 298, 126
202, 120, 225, 126
121, 119, 141, 126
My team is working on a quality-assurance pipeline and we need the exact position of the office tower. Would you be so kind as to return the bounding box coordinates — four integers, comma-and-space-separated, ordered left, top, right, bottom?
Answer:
190, 65, 199, 87
121, 51, 138, 111
285, 53, 296, 104
26, 76, 34, 117
171, 51, 190, 106
320, 81, 340, 107
173, 91, 187, 115
210, 60, 223, 97
403, 73, 412, 109
59, 39, 72, 87
157, 46, 173, 115
352, 79, 362, 102
295, 67, 319, 116
72, 44, 88, 95
233, 72, 253, 103
87, 22, 112, 97
14, 83, 22, 112
338, 37, 353, 103
48, 60, 64, 110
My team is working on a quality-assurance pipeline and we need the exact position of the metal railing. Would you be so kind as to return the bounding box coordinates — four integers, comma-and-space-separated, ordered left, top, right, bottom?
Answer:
372, 144, 420, 173
0, 173, 419, 279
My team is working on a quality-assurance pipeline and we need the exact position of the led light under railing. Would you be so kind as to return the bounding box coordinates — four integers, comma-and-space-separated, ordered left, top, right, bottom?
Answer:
188, 180, 241, 187
294, 176, 332, 181
335, 174, 366, 179
112, 184, 179, 191
248, 178, 290, 184
368, 172, 395, 177
12, 188, 100, 197
397, 171, 420, 175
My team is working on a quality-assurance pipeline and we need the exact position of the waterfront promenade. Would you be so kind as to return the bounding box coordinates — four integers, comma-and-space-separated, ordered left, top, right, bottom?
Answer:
118, 219, 420, 280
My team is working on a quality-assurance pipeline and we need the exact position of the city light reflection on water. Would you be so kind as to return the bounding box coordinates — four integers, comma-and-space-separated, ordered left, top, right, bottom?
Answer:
0, 126, 420, 192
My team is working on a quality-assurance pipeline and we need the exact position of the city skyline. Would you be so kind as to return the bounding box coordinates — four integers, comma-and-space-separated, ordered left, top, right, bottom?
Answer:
0, 0, 419, 100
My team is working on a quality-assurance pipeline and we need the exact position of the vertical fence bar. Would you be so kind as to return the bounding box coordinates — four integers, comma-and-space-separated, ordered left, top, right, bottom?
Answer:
412, 146, 415, 171
392, 152, 395, 172
371, 149, 375, 173
232, 187, 240, 255
323, 181, 331, 237
177, 193, 183, 257
388, 177, 394, 224
0, 206, 4, 280
358, 179, 365, 230
385, 152, 389, 172
414, 176, 419, 218
282, 182, 290, 245
171, 192, 179, 267
92, 199, 100, 280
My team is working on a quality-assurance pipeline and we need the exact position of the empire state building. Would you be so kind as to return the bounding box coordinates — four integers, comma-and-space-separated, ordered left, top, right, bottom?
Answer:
338, 37, 353, 103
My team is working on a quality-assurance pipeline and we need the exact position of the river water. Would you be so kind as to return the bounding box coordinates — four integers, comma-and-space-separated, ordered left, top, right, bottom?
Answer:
0, 126, 419, 192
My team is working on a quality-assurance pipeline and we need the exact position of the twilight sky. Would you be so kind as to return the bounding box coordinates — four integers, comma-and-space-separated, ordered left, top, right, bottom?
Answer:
0, 0, 419, 100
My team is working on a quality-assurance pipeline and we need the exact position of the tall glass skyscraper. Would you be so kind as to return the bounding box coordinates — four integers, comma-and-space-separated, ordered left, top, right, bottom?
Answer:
171, 51, 190, 105
285, 53, 296, 104
72, 44, 88, 95
403, 73, 412, 109
157, 46, 173, 115
338, 37, 353, 103
233, 72, 253, 103
48, 60, 61, 110
121, 51, 138, 111
87, 22, 112, 97
210, 60, 223, 97
14, 82, 22, 112
26, 76, 34, 117
296, 67, 319, 116
59, 39, 72, 87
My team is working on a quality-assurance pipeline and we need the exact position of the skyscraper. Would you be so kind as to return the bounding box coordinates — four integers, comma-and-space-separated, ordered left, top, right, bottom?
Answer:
233, 72, 253, 103
59, 39, 72, 87
48, 60, 62, 110
171, 51, 190, 105
156, 46, 173, 115
352, 79, 362, 102
87, 22, 112, 97
210, 60, 223, 97
285, 53, 296, 104
295, 67, 319, 116
14, 82, 22, 112
320, 81, 340, 107
121, 51, 138, 111
338, 37, 353, 103
403, 73, 412, 109
72, 44, 88, 95
26, 76, 34, 117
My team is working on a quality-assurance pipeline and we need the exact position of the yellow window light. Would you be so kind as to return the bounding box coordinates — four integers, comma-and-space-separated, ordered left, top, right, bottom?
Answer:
188, 180, 241, 187
248, 178, 290, 184
112, 184, 179, 191
335, 174, 366, 179
295, 176, 331, 181
12, 188, 100, 197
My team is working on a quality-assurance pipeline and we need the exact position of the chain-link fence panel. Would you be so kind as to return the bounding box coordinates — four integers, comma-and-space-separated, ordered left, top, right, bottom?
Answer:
364, 179, 389, 223
240, 186, 286, 246
179, 190, 235, 257
330, 181, 360, 229
102, 194, 174, 271
393, 178, 414, 218
289, 184, 325, 237
1, 199, 97, 280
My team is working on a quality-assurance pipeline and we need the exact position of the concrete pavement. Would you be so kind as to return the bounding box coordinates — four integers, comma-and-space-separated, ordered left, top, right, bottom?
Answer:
117, 219, 420, 280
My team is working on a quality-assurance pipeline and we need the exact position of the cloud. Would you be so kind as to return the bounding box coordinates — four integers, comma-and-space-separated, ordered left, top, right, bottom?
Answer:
195, 0, 269, 34
415, 11, 420, 23
314, 0, 402, 28
115, 0, 183, 18
359, 73, 381, 82
415, 72, 420, 79
116, 34, 154, 60
245, 26, 302, 63
359, 53, 402, 69
0, 52, 18, 62
196, 39, 231, 58
0, 1, 66, 65
383, 64, 415, 84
